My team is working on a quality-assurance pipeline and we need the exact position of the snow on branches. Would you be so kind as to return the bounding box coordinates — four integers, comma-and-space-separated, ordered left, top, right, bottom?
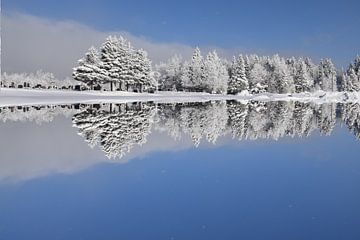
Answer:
73, 36, 156, 92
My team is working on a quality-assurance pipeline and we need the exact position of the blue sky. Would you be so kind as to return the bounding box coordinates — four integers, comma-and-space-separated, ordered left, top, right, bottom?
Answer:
2, 0, 360, 75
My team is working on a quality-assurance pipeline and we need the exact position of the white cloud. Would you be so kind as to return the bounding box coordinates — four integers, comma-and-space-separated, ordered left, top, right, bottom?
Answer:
1, 12, 196, 78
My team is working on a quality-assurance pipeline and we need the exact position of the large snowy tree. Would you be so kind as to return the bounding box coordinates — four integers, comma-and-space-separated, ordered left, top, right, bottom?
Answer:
73, 46, 107, 90
183, 47, 205, 91
73, 36, 155, 92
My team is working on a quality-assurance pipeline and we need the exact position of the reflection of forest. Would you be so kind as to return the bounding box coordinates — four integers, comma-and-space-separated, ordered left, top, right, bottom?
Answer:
0, 104, 81, 124
156, 101, 339, 144
1, 101, 359, 159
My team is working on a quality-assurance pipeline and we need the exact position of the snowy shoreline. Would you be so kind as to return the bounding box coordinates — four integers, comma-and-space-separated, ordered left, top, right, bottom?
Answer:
0, 88, 359, 107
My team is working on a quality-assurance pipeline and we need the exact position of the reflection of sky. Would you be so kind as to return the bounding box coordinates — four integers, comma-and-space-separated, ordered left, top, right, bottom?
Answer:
0, 118, 360, 239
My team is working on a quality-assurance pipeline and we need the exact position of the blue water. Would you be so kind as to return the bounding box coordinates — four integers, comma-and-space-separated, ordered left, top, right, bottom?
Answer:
0, 102, 359, 240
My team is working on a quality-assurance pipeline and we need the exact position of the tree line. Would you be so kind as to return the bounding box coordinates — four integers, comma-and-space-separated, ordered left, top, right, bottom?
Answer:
1, 35, 359, 94
157, 51, 360, 94
74, 35, 360, 94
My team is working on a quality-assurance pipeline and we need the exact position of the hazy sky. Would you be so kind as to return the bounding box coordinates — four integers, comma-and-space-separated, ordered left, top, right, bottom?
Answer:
2, 0, 360, 77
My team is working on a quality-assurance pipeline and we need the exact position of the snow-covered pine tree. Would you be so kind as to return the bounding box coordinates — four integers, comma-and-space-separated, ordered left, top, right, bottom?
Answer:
204, 51, 228, 93
228, 55, 249, 94
346, 68, 360, 91
248, 62, 268, 93
97, 35, 155, 92
216, 57, 229, 94
99, 36, 122, 91
294, 59, 313, 93
73, 46, 107, 90
185, 47, 205, 91
343, 56, 360, 92
132, 49, 155, 92
286, 57, 297, 79
304, 57, 318, 84
114, 37, 135, 91
268, 55, 294, 94
317, 58, 337, 91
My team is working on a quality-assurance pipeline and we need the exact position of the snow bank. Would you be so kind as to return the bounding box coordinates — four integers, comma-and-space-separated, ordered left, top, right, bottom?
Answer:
0, 88, 359, 107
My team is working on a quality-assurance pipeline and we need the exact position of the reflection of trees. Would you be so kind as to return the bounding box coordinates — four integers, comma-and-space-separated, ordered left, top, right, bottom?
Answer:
226, 101, 337, 141
314, 103, 337, 135
72, 103, 156, 159
0, 105, 80, 124
155, 100, 352, 145
155, 101, 228, 146
1, 100, 360, 159
289, 102, 316, 138
181, 101, 228, 146
341, 103, 360, 139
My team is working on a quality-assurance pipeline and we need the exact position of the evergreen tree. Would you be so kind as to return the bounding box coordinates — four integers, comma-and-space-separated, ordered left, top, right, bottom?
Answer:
317, 59, 337, 91
228, 55, 249, 94
248, 62, 268, 93
73, 46, 107, 90
185, 47, 205, 91
132, 49, 155, 92
99, 36, 122, 91
204, 51, 228, 93
294, 59, 312, 93
268, 55, 294, 93
343, 56, 360, 92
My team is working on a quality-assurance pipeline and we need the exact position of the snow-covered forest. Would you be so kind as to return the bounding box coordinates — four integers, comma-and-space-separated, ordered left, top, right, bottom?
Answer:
156, 52, 360, 94
2, 101, 359, 158
71, 35, 359, 94
2, 36, 359, 95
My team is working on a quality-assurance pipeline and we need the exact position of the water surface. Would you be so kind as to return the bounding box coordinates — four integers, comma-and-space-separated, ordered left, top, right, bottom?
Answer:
0, 101, 359, 239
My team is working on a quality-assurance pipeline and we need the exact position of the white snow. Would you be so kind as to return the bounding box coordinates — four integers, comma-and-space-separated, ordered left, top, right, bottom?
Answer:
0, 88, 360, 107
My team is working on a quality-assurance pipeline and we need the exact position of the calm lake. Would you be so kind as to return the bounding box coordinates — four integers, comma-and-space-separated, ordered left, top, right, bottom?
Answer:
0, 100, 360, 239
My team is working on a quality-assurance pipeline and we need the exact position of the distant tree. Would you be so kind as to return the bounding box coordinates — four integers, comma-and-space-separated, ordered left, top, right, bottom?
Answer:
155, 55, 183, 91
204, 51, 228, 94
132, 49, 155, 92
294, 59, 313, 93
317, 59, 337, 91
304, 57, 318, 81
228, 55, 249, 94
268, 55, 294, 93
248, 62, 268, 93
184, 47, 205, 91
342, 56, 360, 92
